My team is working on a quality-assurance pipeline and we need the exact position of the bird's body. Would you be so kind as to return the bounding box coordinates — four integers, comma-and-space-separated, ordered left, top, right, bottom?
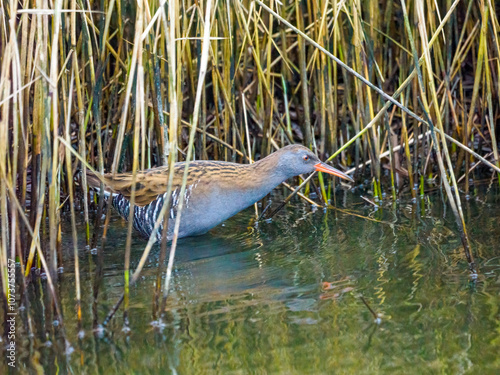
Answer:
87, 145, 353, 241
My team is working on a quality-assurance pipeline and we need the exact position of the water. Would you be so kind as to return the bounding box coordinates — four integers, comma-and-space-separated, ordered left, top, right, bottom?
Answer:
6, 185, 500, 374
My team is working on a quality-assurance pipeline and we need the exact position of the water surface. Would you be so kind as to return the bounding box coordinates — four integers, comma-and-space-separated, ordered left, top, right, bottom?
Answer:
6, 185, 500, 374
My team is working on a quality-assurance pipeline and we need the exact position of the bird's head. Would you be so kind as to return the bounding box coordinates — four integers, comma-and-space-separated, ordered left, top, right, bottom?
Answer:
274, 145, 354, 182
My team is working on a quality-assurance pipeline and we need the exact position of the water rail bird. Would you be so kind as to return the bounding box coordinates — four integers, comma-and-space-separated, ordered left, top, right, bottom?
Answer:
87, 145, 353, 241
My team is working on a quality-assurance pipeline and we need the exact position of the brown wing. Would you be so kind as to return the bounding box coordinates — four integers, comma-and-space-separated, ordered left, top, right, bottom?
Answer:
86, 164, 203, 206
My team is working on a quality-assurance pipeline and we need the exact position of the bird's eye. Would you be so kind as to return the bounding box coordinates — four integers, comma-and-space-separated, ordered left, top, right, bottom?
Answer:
303, 155, 309, 161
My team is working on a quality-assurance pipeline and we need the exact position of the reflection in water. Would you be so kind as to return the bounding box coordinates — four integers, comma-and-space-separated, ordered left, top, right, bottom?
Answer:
6, 188, 500, 374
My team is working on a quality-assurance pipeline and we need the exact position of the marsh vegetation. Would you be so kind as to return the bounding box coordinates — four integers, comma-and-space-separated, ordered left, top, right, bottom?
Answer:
0, 0, 499, 372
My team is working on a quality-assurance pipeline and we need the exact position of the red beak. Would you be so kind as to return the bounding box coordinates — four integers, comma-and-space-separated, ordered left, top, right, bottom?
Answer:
314, 162, 354, 182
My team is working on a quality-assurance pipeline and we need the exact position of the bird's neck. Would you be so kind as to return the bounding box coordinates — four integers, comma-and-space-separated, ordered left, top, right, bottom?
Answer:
209, 157, 285, 213
235, 155, 286, 197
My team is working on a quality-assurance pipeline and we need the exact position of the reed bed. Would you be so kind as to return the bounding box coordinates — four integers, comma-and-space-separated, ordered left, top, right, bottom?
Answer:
0, 0, 499, 350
